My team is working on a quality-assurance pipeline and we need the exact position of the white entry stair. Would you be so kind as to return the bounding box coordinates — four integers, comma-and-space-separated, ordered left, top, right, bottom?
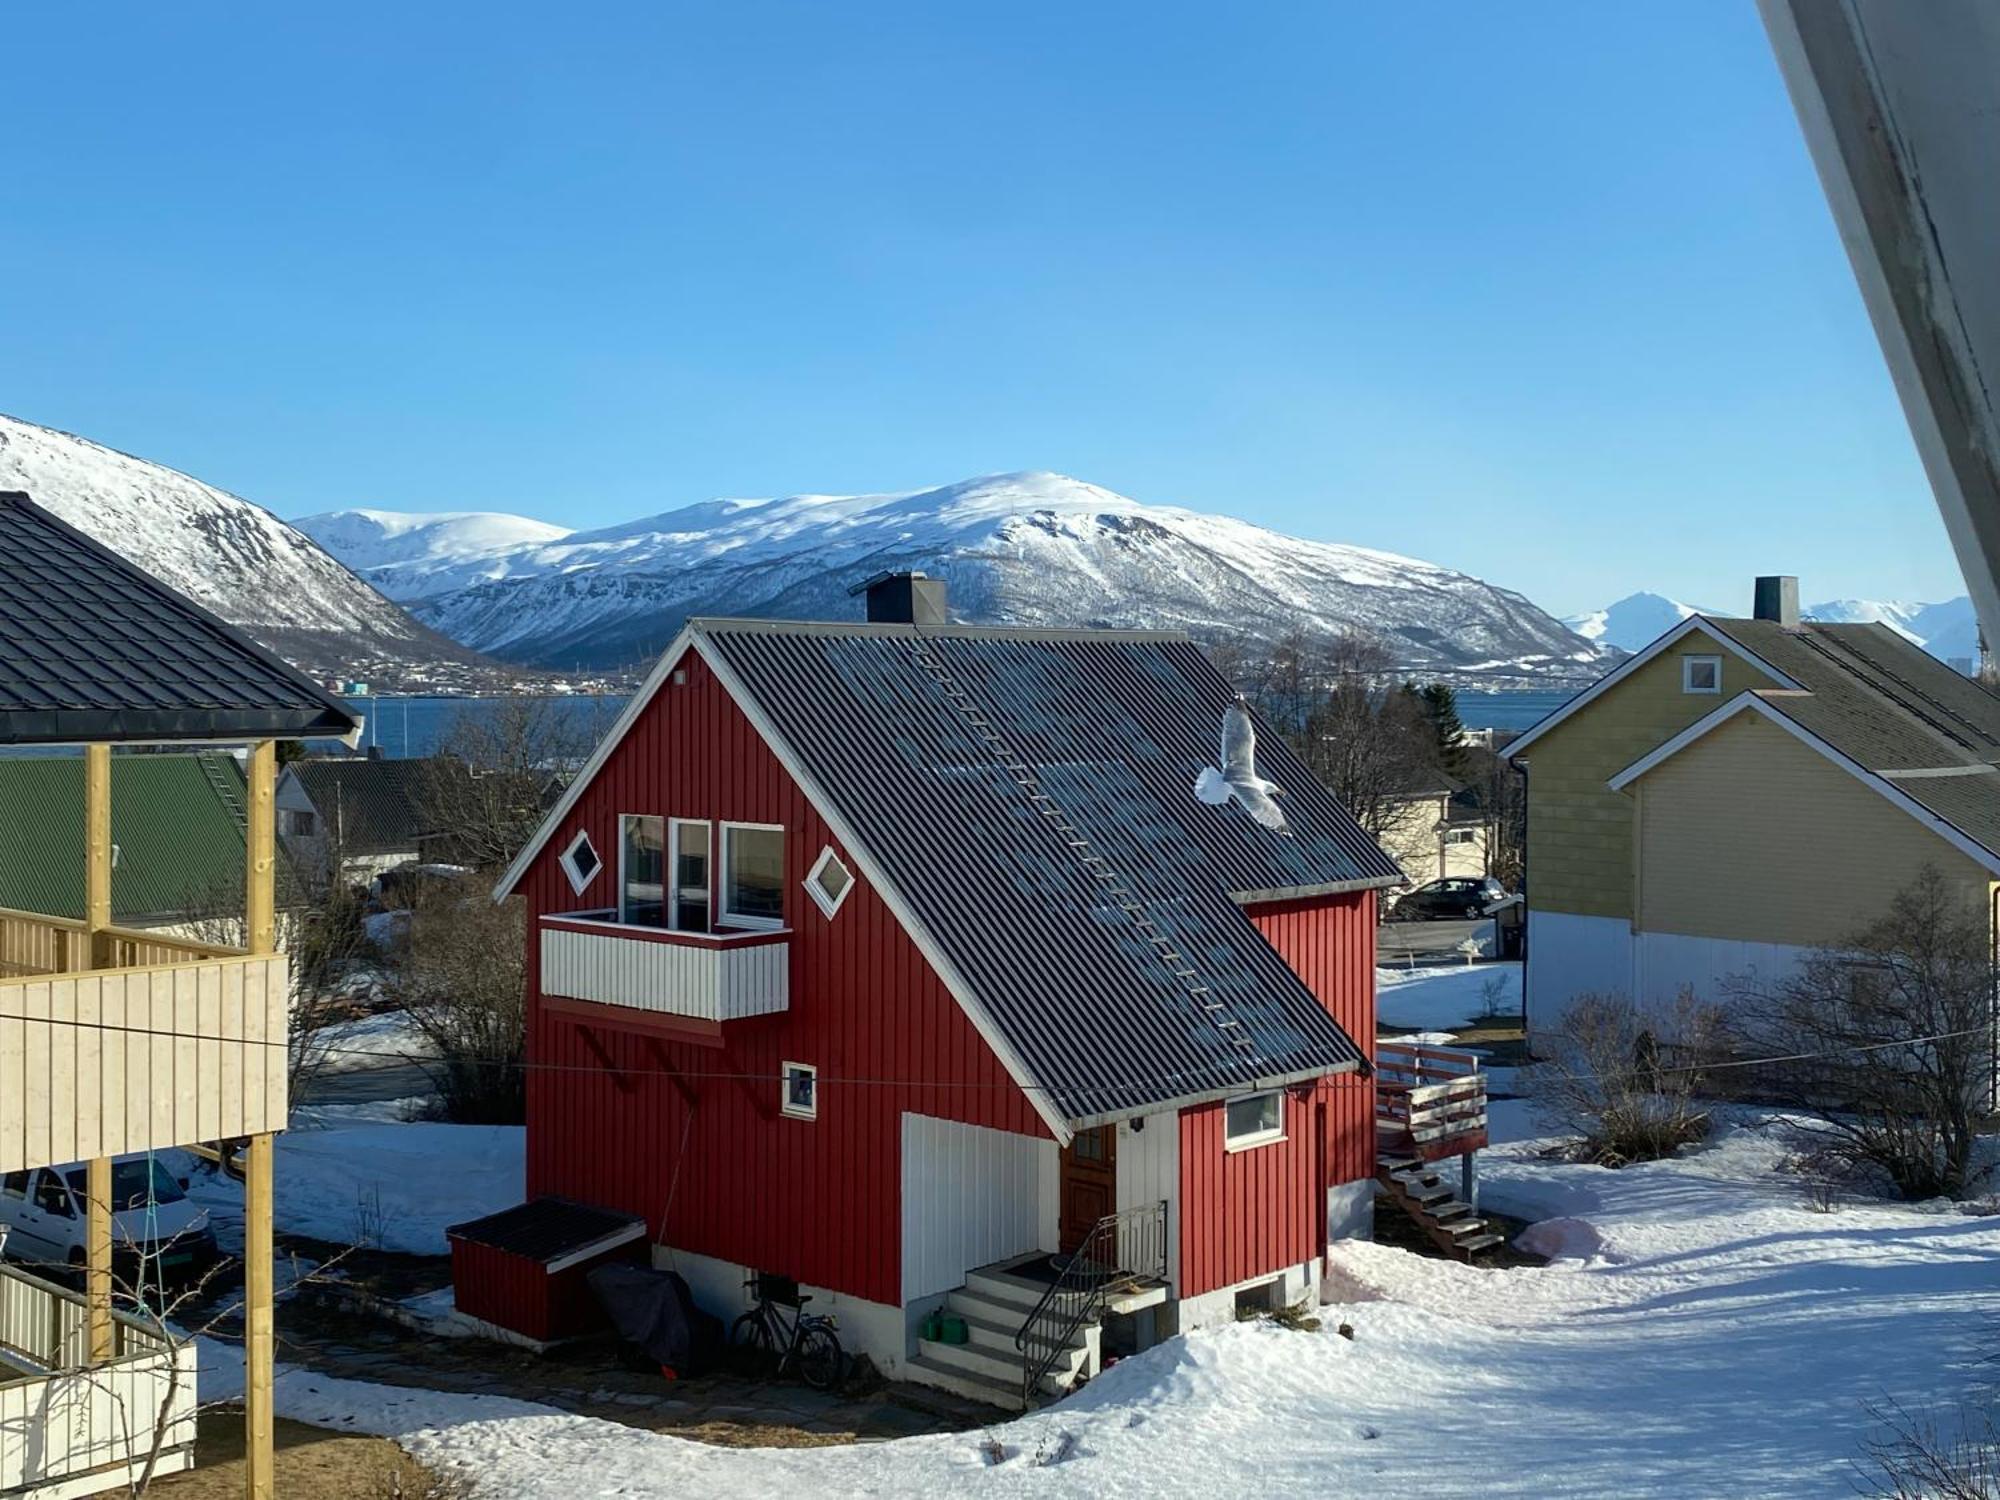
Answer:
908, 1262, 1097, 1411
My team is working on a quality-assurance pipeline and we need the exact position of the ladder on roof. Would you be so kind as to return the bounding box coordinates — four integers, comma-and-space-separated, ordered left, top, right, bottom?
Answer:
197, 752, 249, 834
904, 630, 1260, 1060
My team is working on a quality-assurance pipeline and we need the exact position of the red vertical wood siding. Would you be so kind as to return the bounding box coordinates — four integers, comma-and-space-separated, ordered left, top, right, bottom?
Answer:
1178, 891, 1377, 1298
517, 650, 1049, 1310
449, 1236, 645, 1343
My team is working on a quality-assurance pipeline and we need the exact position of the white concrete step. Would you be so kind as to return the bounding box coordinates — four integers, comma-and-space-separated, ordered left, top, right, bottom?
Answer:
941, 1308, 1088, 1372
963, 1265, 1056, 1313
904, 1352, 1026, 1412
918, 1329, 1066, 1388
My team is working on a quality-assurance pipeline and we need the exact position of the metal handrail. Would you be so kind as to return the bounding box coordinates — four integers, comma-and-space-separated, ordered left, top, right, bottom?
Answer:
1014, 1199, 1167, 1406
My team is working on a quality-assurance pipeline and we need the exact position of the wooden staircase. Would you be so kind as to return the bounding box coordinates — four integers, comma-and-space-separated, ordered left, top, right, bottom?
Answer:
1375, 1152, 1504, 1261
1374, 1041, 1503, 1262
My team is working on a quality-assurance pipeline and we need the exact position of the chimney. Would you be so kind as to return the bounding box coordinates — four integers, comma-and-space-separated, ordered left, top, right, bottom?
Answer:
850, 570, 949, 625
1753, 575, 1800, 628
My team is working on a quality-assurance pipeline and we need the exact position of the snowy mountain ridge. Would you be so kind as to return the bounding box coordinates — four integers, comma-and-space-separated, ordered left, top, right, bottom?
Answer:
303, 471, 1605, 684
1570, 588, 1979, 664
0, 412, 508, 687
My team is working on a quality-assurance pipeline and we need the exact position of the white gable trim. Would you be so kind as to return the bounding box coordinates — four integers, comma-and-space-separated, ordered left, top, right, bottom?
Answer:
491, 625, 1074, 1145
1606, 692, 2000, 877
1506, 618, 1803, 760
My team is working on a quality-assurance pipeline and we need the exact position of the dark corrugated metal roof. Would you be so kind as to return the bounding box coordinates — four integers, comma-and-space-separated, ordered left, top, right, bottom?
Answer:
0, 492, 361, 745
1703, 618, 2000, 856
0, 752, 250, 924
447, 1197, 644, 1262
696, 619, 1399, 1124
289, 757, 438, 855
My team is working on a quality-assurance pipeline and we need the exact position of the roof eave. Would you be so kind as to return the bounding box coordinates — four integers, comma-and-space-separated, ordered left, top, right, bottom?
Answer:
1229, 875, 1403, 904
1060, 1056, 1363, 1134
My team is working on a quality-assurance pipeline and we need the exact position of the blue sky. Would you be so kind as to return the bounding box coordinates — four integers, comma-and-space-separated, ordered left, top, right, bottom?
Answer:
0, 3, 1960, 616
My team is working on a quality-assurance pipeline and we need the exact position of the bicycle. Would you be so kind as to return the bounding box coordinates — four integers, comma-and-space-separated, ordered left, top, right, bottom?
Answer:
730, 1275, 845, 1390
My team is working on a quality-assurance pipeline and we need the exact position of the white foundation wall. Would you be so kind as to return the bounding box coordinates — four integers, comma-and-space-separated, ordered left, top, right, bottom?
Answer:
1327, 1177, 1373, 1245
1177, 1259, 1320, 1334
1112, 1110, 1180, 1290
651, 1242, 913, 1378
900, 1113, 1055, 1304
1526, 910, 1633, 1035
1634, 929, 1810, 1009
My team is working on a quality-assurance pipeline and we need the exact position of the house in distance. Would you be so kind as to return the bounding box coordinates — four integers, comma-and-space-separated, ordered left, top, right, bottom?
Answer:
464, 573, 1415, 1407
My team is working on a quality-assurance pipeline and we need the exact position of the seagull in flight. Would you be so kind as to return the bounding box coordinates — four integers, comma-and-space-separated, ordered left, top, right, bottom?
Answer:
1195, 699, 1291, 834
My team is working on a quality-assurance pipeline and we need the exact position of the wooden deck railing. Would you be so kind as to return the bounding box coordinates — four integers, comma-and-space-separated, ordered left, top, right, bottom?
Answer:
1376, 1041, 1488, 1163
0, 905, 243, 978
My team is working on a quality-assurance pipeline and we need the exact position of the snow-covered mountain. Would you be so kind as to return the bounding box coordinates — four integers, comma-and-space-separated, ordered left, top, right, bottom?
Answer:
1804, 596, 1980, 664
308, 472, 1603, 682
0, 413, 478, 681
1564, 593, 1712, 654
1570, 587, 1980, 666
294, 509, 574, 602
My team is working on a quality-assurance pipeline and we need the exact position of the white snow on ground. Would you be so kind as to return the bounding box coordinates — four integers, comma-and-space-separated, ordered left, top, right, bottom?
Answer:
189, 1123, 522, 1256
208, 1101, 2000, 1497
312, 1007, 436, 1074
1377, 961, 1521, 1032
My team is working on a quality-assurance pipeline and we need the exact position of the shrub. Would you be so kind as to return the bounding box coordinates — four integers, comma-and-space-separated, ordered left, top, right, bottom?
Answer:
1524, 988, 1727, 1166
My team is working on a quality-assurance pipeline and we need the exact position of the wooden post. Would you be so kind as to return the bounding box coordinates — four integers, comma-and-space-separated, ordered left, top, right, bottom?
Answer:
244, 741, 277, 1500
84, 744, 114, 1364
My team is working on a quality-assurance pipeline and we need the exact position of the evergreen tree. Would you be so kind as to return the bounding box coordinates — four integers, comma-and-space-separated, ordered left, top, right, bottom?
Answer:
1418, 682, 1470, 779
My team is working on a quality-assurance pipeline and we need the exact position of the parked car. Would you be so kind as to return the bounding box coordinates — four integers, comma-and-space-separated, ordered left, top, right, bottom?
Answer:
0, 1155, 218, 1287
1389, 876, 1508, 922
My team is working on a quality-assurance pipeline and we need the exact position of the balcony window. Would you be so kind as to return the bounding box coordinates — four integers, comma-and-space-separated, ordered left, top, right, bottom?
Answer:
671, 818, 712, 933
620, 814, 666, 927
722, 823, 785, 928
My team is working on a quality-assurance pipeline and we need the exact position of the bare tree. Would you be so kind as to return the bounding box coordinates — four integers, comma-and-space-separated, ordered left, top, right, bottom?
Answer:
392, 878, 527, 1125
413, 695, 605, 873
1729, 867, 1995, 1201
1862, 1396, 2000, 1499
1230, 629, 1444, 840
1523, 988, 1729, 1166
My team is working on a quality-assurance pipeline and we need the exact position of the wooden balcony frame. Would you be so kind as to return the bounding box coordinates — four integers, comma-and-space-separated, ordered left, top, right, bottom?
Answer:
1375, 1041, 1489, 1163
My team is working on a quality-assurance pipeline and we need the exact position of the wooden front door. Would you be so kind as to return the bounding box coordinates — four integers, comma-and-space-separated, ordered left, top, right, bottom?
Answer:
1059, 1125, 1118, 1252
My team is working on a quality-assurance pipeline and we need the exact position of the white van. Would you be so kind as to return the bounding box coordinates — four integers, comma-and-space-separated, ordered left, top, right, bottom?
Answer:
0, 1156, 218, 1286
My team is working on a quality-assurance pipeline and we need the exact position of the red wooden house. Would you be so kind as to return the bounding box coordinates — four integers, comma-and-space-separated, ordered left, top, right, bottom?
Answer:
474, 575, 1418, 1407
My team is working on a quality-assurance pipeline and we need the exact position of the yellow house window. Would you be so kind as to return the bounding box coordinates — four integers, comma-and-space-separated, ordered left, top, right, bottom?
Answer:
1682, 655, 1722, 694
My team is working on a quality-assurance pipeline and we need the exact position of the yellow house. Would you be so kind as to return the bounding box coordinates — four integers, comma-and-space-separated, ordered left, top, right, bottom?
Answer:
1376, 781, 1491, 884
1508, 576, 2000, 1029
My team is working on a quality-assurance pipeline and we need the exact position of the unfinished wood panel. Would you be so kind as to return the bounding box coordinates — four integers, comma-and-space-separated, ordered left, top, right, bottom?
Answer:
0, 953, 290, 1175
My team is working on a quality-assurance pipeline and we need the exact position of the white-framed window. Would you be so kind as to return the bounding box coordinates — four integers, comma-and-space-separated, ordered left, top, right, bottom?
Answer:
619, 814, 666, 926
279, 808, 317, 838
559, 829, 603, 895
804, 846, 855, 919
1224, 1090, 1284, 1150
721, 822, 786, 929
1682, 654, 1722, 694
781, 1061, 817, 1120
669, 818, 712, 932
1442, 827, 1479, 846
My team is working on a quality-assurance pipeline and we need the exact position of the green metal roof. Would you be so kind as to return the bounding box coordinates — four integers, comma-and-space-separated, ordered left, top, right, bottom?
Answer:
0, 752, 249, 925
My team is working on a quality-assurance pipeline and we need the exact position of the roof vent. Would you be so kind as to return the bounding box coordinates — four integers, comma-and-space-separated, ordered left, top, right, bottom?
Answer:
1753, 575, 1800, 628
849, 570, 949, 625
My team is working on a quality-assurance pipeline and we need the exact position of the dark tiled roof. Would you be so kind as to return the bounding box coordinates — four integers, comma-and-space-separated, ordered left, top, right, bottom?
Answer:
289, 756, 441, 855
447, 1197, 643, 1263
0, 492, 361, 745
1703, 618, 2000, 856
697, 620, 1399, 1124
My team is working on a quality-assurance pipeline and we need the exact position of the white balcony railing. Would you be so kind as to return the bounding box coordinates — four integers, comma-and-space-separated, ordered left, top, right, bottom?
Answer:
0, 1264, 196, 1495
540, 914, 789, 1024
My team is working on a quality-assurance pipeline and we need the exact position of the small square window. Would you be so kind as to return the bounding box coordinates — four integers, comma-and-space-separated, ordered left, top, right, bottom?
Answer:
559, 830, 602, 895
782, 1062, 817, 1120
1682, 655, 1721, 694
1224, 1091, 1284, 1149
804, 846, 855, 918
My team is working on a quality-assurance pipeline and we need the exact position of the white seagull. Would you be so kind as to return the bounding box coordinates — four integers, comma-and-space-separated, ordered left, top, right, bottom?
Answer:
1195, 700, 1291, 834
